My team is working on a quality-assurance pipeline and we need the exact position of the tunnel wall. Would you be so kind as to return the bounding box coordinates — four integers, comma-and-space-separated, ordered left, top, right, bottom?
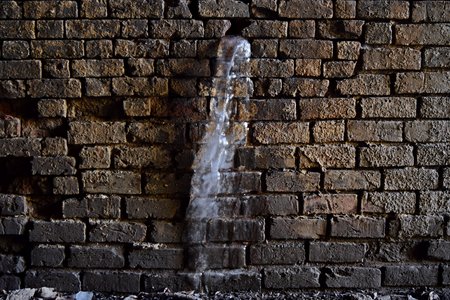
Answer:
0, 0, 450, 293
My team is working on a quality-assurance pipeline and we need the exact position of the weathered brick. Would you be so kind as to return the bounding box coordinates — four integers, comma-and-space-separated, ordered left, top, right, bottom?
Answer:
300, 145, 355, 169
337, 41, 361, 60
247, 59, 294, 78
299, 98, 356, 120
313, 121, 345, 143
157, 59, 209, 77
0, 61, 40, 79
361, 97, 416, 118
337, 74, 390, 96
204, 271, 261, 292
0, 217, 27, 235
270, 217, 327, 240
43, 59, 70, 78
251, 0, 277, 18
28, 79, 81, 98
310, 242, 366, 263
241, 195, 299, 216
204, 20, 231, 38
238, 99, 296, 121
89, 220, 146, 243
398, 215, 444, 238
37, 99, 67, 118
219, 172, 262, 194
396, 24, 450, 45
253, 78, 282, 97
127, 59, 154, 76
109, 0, 163, 18
412, 1, 450, 22
289, 20, 315, 38
53, 176, 79, 195
113, 146, 171, 169
279, 40, 333, 59
303, 194, 358, 215
0, 194, 26, 216
83, 271, 140, 293
0, 117, 20, 139
445, 169, 450, 189
68, 245, 124, 268
424, 47, 450, 68
250, 242, 305, 265
336, 0, 356, 18
421, 97, 450, 118
357, 0, 409, 19
282, 78, 329, 97
66, 20, 120, 39
237, 146, 296, 170
0, 1, 21, 19
325, 170, 381, 191
115, 39, 169, 58
126, 197, 180, 219
31, 40, 84, 58
199, 0, 249, 17
396, 72, 450, 94
25, 270, 80, 292
427, 241, 450, 261
0, 255, 25, 274
242, 21, 287, 38
81, 0, 108, 18
24, 1, 77, 18
112, 77, 168, 96
207, 219, 265, 242
420, 191, 450, 214
68, 121, 126, 145
129, 248, 183, 269
0, 21, 35, 39
267, 171, 320, 192
279, 0, 333, 18
187, 245, 245, 270
365, 22, 392, 44
122, 19, 148, 38
144, 273, 201, 292
36, 20, 64, 38
325, 267, 381, 288
123, 98, 151, 116
82, 170, 141, 194
150, 20, 204, 38
331, 216, 385, 238
72, 59, 124, 77
252, 122, 309, 144
384, 266, 439, 286
417, 144, 450, 166
0, 80, 26, 98
2, 41, 29, 59
63, 195, 121, 218
0, 275, 20, 290
264, 267, 320, 289
295, 59, 321, 77
323, 61, 356, 78
385, 168, 439, 191
405, 121, 450, 142
150, 221, 183, 243
445, 266, 450, 286
360, 145, 414, 167
362, 192, 416, 214
347, 121, 403, 142
79, 146, 111, 169
30, 245, 65, 267
145, 173, 190, 195
31, 156, 76, 176
29, 220, 85, 243
319, 20, 364, 39
363, 47, 421, 70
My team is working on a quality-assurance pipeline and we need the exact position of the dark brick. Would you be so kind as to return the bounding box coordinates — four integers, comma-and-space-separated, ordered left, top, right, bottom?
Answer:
2, 41, 30, 59
396, 24, 450, 45
250, 242, 305, 265
109, 0, 163, 18
86, 40, 113, 58
282, 78, 329, 97
68, 245, 124, 268
69, 121, 126, 144
30, 245, 65, 267
299, 98, 356, 120
242, 20, 287, 38
81, 0, 108, 18
357, 0, 409, 19
238, 99, 296, 121
37, 99, 67, 117
28, 79, 81, 98
129, 248, 184, 269
360, 97, 416, 118
325, 170, 381, 191
241, 195, 299, 216
319, 20, 364, 39
144, 272, 201, 292
29, 220, 85, 243
204, 271, 261, 292
150, 20, 204, 38
208, 219, 265, 242
0, 194, 27, 216
384, 266, 439, 286
418, 144, 450, 166
425, 47, 450, 68
72, 59, 124, 77
79, 146, 111, 169
0, 80, 26, 98
66, 20, 120, 39
31, 40, 84, 59
63, 195, 121, 218
36, 20, 64, 38
331, 216, 385, 238
0, 1, 21, 19
199, 0, 249, 17
279, 40, 333, 59
289, 20, 315, 38
412, 1, 450, 22
237, 146, 296, 170
362, 192, 416, 214
267, 171, 320, 192
25, 270, 80, 292
325, 267, 381, 288
31, 156, 76, 176
396, 72, 450, 94
279, 0, 333, 18
150, 221, 183, 243
115, 39, 169, 58
0, 275, 20, 291
427, 241, 450, 261
53, 176, 79, 195
0, 61, 40, 79
0, 21, 35, 39
310, 242, 366, 263
89, 220, 146, 243
0, 217, 27, 235
0, 255, 25, 274
83, 271, 140, 293
421, 97, 450, 118
264, 267, 320, 289
303, 194, 358, 215
187, 245, 245, 270
126, 197, 180, 219
270, 217, 327, 240
112, 77, 168, 96
43, 60, 70, 78
24, 1, 77, 18
338, 74, 390, 96
398, 215, 443, 238
347, 121, 403, 142
420, 192, 450, 214
300, 145, 356, 169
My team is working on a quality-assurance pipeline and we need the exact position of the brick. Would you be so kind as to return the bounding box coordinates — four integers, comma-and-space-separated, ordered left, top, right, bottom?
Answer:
0, 255, 25, 274
427, 241, 450, 261
0, 117, 20, 138
31, 40, 84, 59
385, 168, 439, 191
313, 121, 345, 143
319, 20, 364, 39
251, 0, 277, 17
144, 273, 200, 292
323, 61, 356, 78
113, 146, 171, 169
89, 220, 146, 243
0, 1, 21, 19
199, 0, 249, 17
398, 72, 450, 94
425, 47, 450, 68
267, 171, 320, 192
2, 41, 30, 59
0, 217, 27, 235
0, 21, 35, 39
247, 59, 294, 78
43, 60, 70, 78
365, 22, 392, 44
310, 242, 366, 263
28, 79, 81, 98
115, 39, 169, 58
242, 20, 287, 38
150, 221, 183, 243
250, 242, 305, 265
68, 121, 126, 144
405, 121, 450, 142
289, 20, 315, 38
53, 176, 79, 195
66, 20, 120, 39
129, 248, 183, 269
0, 194, 26, 216
283, 78, 329, 97
445, 169, 450, 189
237, 146, 296, 170
30, 245, 65, 267
0, 80, 26, 98
24, 1, 77, 18
68, 245, 124, 268
279, 0, 332, 18
123, 98, 151, 116
361, 97, 416, 118
331, 216, 385, 238
36, 20, 64, 38
204, 271, 261, 292
204, 20, 231, 38
253, 78, 282, 97
150, 20, 204, 38
279, 40, 333, 59
127, 59, 154, 76
126, 197, 180, 219
79, 146, 111, 169
166, 0, 192, 18
83, 271, 140, 293
0, 61, 41, 79
421, 97, 450, 118
337, 74, 390, 96
417, 144, 450, 166
112, 77, 168, 96
241, 195, 299, 216
252, 122, 309, 144
31, 156, 76, 176
303, 194, 358, 215
109, 0, 163, 18
207, 219, 265, 242
420, 191, 450, 214
85, 40, 113, 58
0, 275, 20, 291
396, 24, 450, 45
398, 215, 444, 238
82, 170, 141, 194
145, 173, 190, 195
336, 0, 356, 18
219, 172, 262, 194
412, 1, 450, 22
360, 145, 414, 167
299, 98, 356, 120
187, 245, 245, 270
122, 20, 148, 38
295, 59, 321, 77
63, 195, 121, 218
384, 266, 439, 286
37, 99, 67, 118
25, 270, 80, 292
325, 267, 381, 288
72, 59, 124, 77
325, 170, 381, 191
364, 47, 421, 70
445, 266, 450, 286
270, 217, 327, 240
347, 121, 403, 142
357, 0, 409, 19
171, 40, 197, 58
362, 192, 416, 214
238, 99, 296, 121
300, 145, 355, 169
337, 41, 361, 60
81, 0, 108, 18
29, 220, 85, 243
157, 59, 209, 77
264, 267, 320, 289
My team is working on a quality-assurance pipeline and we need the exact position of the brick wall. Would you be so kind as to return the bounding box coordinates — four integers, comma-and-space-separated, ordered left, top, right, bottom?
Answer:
0, 0, 449, 293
